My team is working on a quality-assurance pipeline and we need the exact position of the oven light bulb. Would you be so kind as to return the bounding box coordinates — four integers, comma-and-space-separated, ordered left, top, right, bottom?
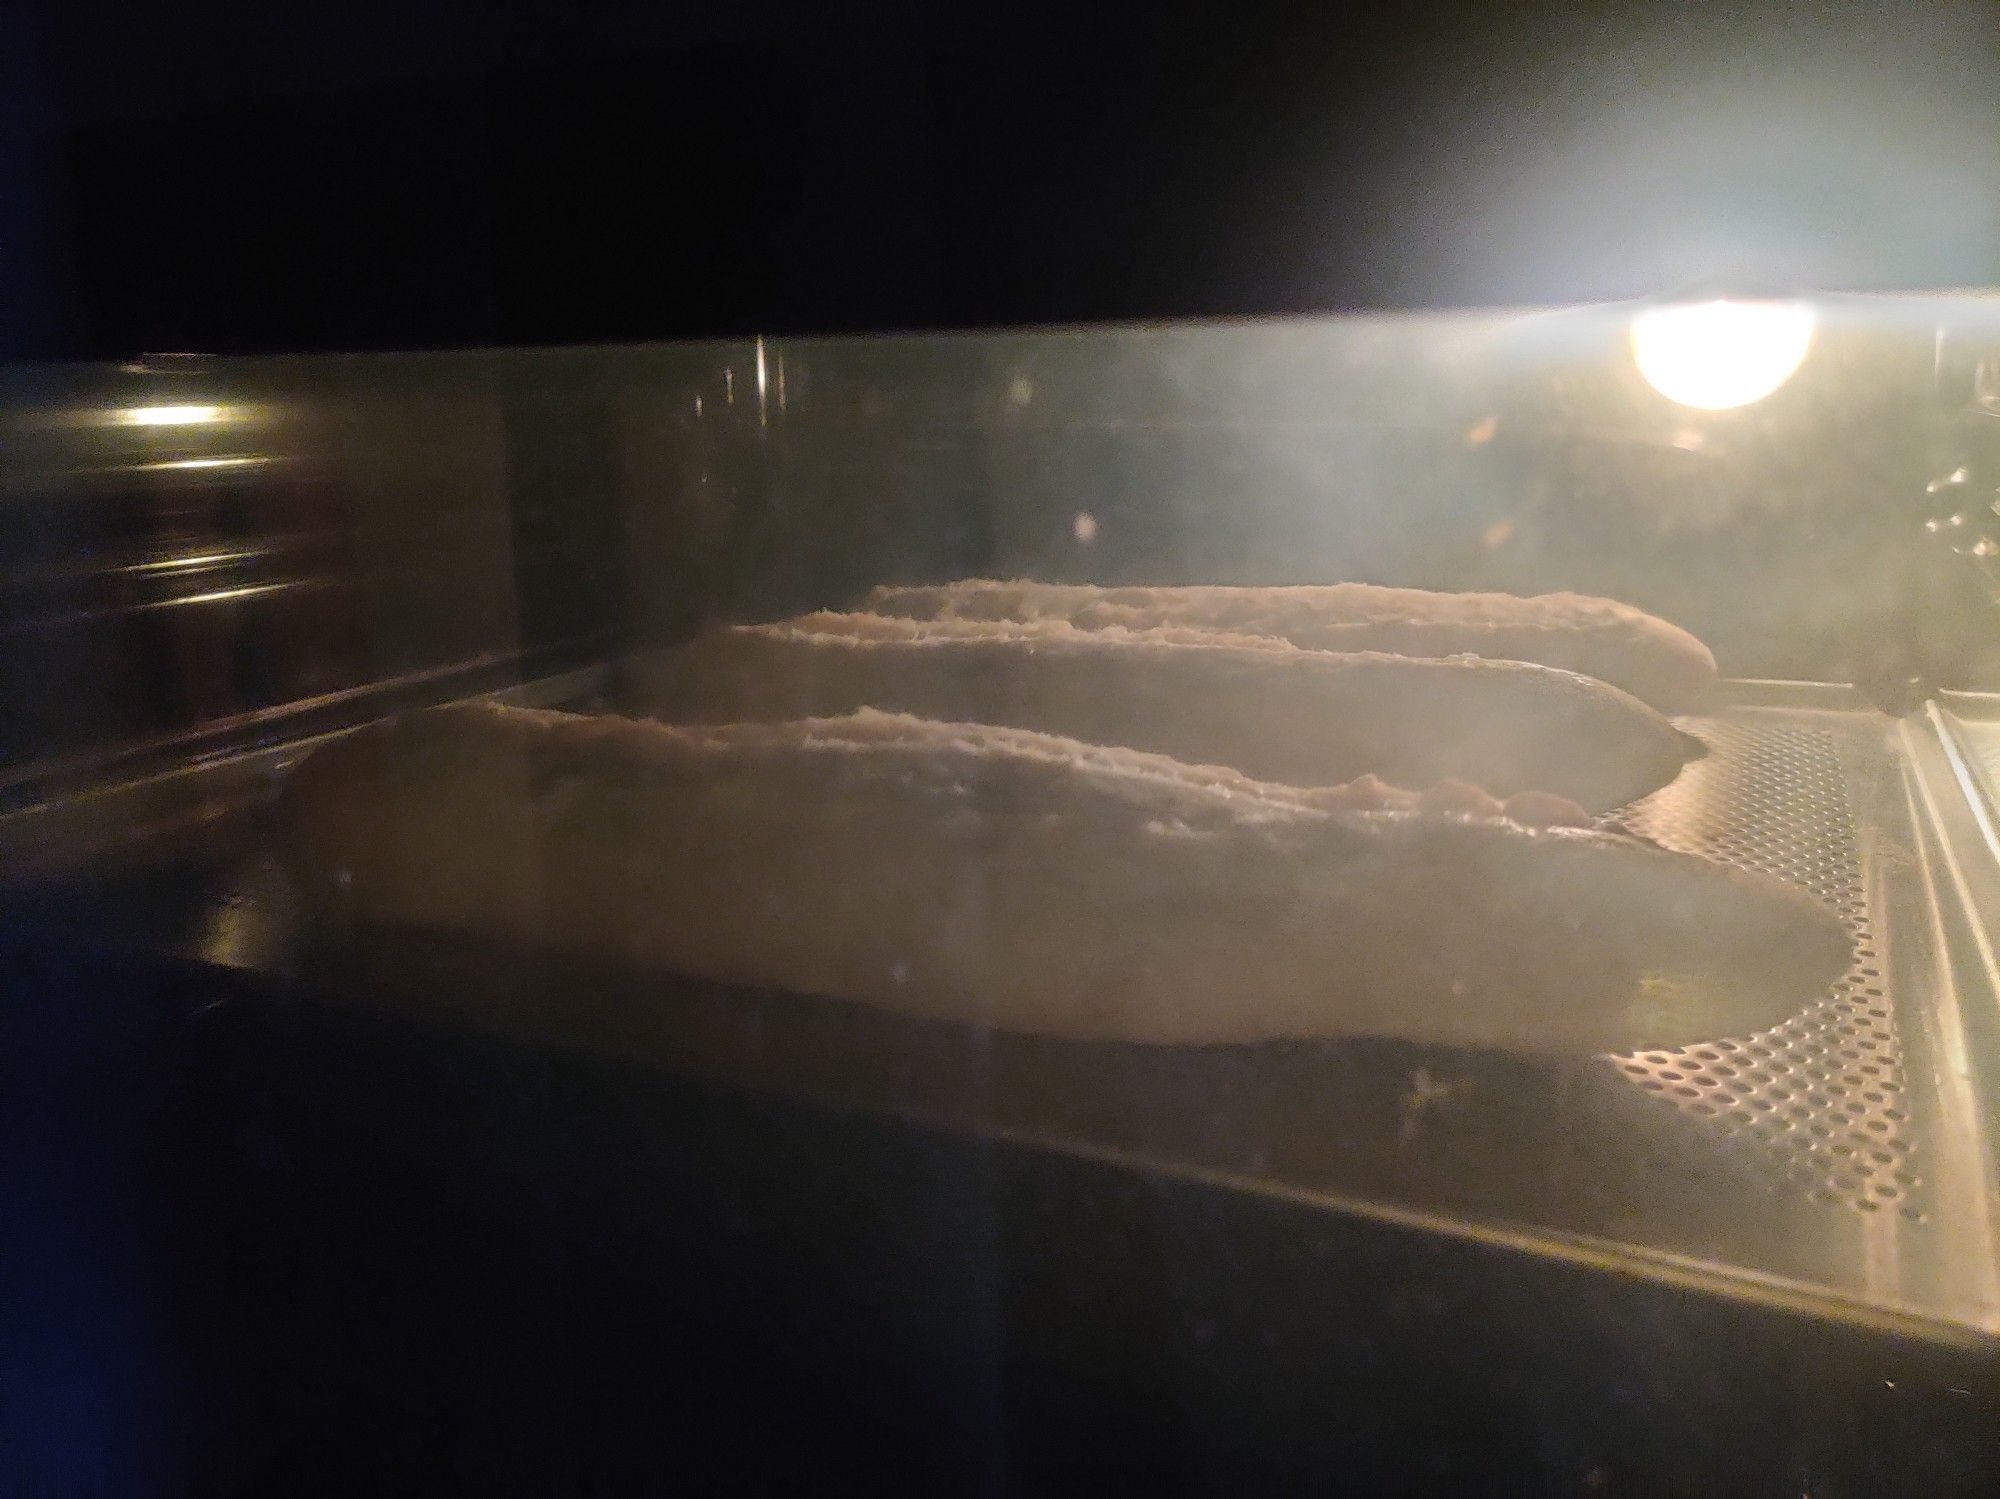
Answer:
1630, 300, 1815, 411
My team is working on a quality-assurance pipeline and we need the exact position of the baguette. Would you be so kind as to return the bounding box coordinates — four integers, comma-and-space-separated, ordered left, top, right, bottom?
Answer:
861, 579, 1718, 712
286, 703, 1847, 1052
628, 612, 1701, 813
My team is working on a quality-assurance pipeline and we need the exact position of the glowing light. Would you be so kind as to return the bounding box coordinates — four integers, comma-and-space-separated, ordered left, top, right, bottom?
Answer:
135, 455, 268, 472
117, 403, 228, 426
1630, 300, 1815, 410
159, 582, 294, 608
128, 550, 254, 574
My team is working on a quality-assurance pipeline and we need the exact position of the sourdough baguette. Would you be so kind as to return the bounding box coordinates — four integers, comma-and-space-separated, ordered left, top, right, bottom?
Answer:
861, 579, 1718, 712
627, 612, 1700, 813
286, 703, 1846, 1052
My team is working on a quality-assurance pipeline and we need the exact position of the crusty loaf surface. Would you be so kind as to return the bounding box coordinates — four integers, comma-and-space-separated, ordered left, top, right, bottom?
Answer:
860, 580, 1718, 712
286, 703, 1846, 1052
627, 612, 1699, 812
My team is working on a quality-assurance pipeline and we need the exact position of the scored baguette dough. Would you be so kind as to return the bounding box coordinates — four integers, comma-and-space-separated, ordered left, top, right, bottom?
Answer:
287, 703, 1847, 1053
861, 579, 1719, 713
628, 612, 1700, 813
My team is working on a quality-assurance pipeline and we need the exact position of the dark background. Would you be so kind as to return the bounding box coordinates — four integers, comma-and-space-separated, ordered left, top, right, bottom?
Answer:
0, 0, 1996, 362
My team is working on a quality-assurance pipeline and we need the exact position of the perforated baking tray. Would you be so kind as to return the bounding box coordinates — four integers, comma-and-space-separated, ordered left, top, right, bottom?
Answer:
783, 679, 1999, 1338
1593, 686, 2000, 1330
10, 678, 2000, 1342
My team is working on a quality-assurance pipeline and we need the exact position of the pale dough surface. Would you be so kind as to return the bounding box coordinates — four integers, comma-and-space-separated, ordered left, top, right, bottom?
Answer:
288, 705, 1846, 1052
861, 580, 1719, 713
628, 612, 1699, 813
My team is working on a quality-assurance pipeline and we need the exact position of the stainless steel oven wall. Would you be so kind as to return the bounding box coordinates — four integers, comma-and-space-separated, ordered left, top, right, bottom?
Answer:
1930, 298, 2000, 615
0, 348, 679, 810
614, 334, 1003, 645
